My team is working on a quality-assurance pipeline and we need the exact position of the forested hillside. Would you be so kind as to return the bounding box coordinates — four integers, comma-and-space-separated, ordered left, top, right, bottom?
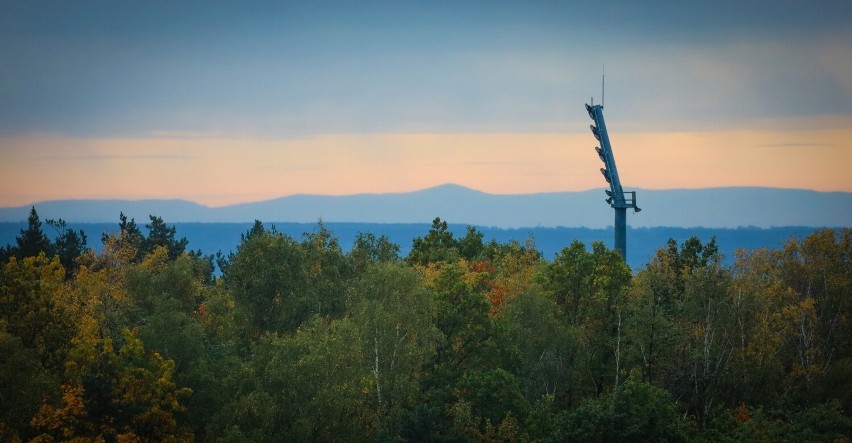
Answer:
1, 209, 850, 442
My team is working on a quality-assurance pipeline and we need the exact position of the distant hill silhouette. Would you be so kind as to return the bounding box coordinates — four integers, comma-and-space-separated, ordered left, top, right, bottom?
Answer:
0, 184, 849, 229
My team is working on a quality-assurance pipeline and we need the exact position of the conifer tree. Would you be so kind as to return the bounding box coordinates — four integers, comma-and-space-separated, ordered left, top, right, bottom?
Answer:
16, 207, 53, 259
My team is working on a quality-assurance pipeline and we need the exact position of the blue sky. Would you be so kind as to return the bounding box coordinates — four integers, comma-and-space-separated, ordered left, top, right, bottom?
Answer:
1, 1, 851, 205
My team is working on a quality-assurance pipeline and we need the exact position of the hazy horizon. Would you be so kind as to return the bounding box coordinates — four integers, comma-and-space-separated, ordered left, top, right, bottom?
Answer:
2, 1, 851, 207
2, 185, 849, 230
2, 182, 852, 210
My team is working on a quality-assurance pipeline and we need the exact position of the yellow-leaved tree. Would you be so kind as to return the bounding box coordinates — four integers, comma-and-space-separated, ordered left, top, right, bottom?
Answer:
31, 329, 193, 442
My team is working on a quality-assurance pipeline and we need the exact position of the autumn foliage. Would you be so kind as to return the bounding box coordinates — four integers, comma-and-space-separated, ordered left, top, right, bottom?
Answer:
1, 211, 850, 442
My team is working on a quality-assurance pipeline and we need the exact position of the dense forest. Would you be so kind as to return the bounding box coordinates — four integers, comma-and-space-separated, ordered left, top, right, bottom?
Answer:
1, 208, 849, 442
0, 221, 828, 272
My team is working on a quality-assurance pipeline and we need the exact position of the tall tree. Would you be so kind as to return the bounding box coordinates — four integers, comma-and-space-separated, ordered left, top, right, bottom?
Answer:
779, 228, 852, 404
31, 329, 194, 442
627, 247, 681, 387
16, 207, 53, 259
408, 217, 460, 265
300, 222, 353, 320
350, 262, 441, 437
125, 247, 206, 373
0, 325, 56, 441
724, 247, 793, 407
220, 318, 373, 441
539, 241, 632, 399
405, 258, 522, 440
628, 236, 721, 391
350, 232, 400, 271
45, 218, 88, 279
103, 212, 144, 263
0, 254, 70, 373
630, 236, 733, 430
680, 259, 734, 430
224, 229, 308, 337
458, 225, 486, 262
0, 254, 69, 440
503, 287, 578, 404
143, 215, 188, 259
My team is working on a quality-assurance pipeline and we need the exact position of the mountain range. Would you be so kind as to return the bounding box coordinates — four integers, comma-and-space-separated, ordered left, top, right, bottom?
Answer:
0, 184, 849, 229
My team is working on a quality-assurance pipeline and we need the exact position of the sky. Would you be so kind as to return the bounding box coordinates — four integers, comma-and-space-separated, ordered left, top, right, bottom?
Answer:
1, 0, 851, 207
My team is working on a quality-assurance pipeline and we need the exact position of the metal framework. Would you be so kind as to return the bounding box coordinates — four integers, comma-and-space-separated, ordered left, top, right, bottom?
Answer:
585, 102, 640, 259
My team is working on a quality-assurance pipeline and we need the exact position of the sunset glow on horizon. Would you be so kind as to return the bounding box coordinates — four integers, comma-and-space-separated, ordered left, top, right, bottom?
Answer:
2, 1, 851, 207
2, 123, 850, 207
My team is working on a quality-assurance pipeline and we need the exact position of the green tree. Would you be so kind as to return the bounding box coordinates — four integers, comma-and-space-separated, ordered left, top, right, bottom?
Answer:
142, 215, 189, 260
218, 318, 373, 441
458, 225, 486, 262
45, 218, 88, 279
126, 246, 205, 316
125, 247, 207, 373
405, 260, 515, 441
0, 324, 56, 441
779, 228, 852, 405
0, 254, 71, 373
503, 288, 581, 404
349, 262, 441, 436
224, 229, 309, 336
538, 241, 632, 400
408, 217, 460, 265
680, 259, 734, 430
723, 247, 792, 407
626, 247, 681, 386
224, 223, 353, 338
629, 236, 734, 430
244, 219, 267, 241
102, 212, 145, 264
299, 222, 354, 320
350, 232, 400, 271
450, 368, 529, 440
564, 371, 689, 442
627, 236, 720, 386
15, 207, 53, 259
429, 260, 502, 374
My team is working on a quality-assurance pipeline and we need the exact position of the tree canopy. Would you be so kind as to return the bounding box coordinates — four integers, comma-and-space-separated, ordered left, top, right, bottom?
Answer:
1, 209, 849, 442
